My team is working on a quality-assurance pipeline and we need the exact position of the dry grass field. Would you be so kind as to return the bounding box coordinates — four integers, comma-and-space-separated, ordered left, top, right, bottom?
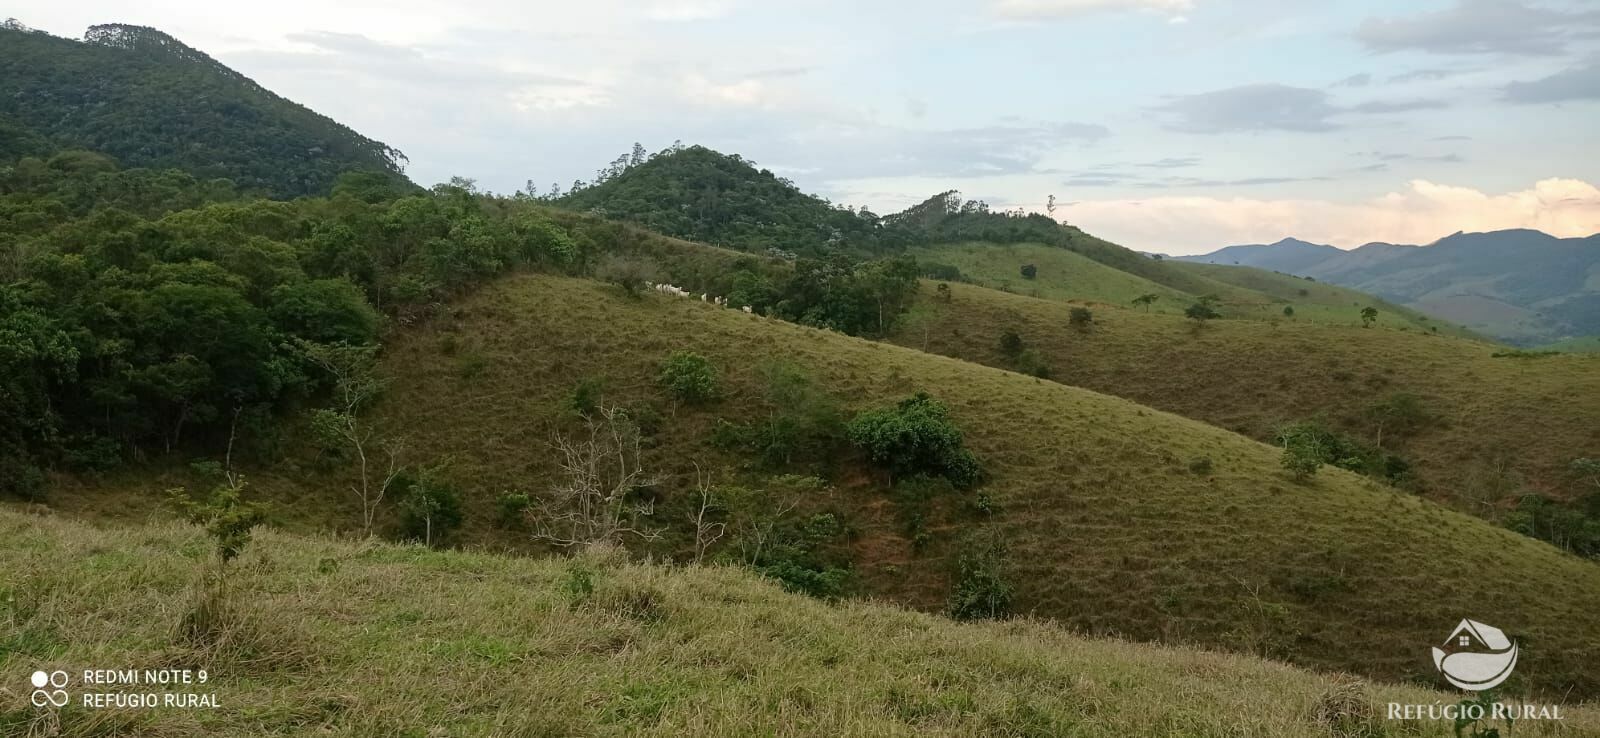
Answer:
4, 508, 1597, 737
891, 279, 1600, 507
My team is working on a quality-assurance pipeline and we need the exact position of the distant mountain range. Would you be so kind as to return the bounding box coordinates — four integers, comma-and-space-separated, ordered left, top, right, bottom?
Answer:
1175, 230, 1600, 345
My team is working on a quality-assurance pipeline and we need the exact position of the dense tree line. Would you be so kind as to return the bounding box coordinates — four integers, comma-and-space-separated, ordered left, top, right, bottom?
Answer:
0, 23, 410, 198
0, 152, 571, 497
0, 148, 928, 495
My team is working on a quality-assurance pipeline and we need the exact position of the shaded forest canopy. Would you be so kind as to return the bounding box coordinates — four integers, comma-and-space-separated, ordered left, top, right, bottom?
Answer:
0, 22, 410, 198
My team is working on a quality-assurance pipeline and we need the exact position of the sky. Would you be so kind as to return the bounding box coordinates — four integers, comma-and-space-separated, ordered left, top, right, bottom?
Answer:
9, 0, 1600, 254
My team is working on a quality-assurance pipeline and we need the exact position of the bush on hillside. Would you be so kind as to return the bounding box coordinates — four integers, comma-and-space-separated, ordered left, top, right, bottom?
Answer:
595, 254, 657, 297
397, 466, 463, 547
711, 361, 843, 466
1281, 437, 1324, 482
1185, 295, 1222, 324
570, 377, 604, 417
998, 329, 1025, 358
658, 351, 719, 404
1069, 307, 1093, 331
1274, 420, 1413, 486
847, 392, 983, 488
1020, 264, 1037, 279
1014, 349, 1052, 379
947, 531, 1013, 621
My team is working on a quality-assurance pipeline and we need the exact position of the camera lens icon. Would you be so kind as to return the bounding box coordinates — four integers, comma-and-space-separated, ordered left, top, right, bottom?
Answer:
30, 670, 70, 708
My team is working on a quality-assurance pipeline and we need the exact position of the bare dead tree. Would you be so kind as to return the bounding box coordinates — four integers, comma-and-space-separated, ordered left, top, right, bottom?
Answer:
687, 463, 725, 564
300, 340, 405, 537
530, 404, 662, 549
735, 495, 798, 566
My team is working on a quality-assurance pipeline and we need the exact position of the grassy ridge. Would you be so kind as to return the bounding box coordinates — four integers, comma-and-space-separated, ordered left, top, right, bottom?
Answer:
50, 273, 1600, 696
8, 509, 1596, 736
920, 242, 1194, 312
892, 280, 1600, 505
1166, 261, 1477, 337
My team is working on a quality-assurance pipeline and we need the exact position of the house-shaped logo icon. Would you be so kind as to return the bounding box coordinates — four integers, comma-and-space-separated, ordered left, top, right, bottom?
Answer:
1432, 619, 1518, 691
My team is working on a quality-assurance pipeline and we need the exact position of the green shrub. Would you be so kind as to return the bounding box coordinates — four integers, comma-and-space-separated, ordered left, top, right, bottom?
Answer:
1014, 349, 1052, 379
847, 392, 982, 488
751, 513, 851, 599
1185, 295, 1222, 324
658, 350, 719, 404
570, 377, 604, 417
714, 361, 842, 466
998, 329, 1024, 358
495, 492, 532, 529
1279, 428, 1325, 482
397, 467, 464, 547
168, 471, 268, 563
1019, 264, 1037, 279
1068, 307, 1093, 330
947, 532, 1012, 620
595, 254, 657, 296
1275, 419, 1411, 484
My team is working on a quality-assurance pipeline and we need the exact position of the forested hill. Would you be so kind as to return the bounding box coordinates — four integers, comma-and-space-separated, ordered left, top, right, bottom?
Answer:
0, 21, 411, 198
554, 144, 883, 257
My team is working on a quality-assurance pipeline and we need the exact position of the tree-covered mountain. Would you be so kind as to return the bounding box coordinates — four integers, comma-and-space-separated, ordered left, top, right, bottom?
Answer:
1178, 229, 1600, 344
554, 144, 884, 257
0, 21, 411, 197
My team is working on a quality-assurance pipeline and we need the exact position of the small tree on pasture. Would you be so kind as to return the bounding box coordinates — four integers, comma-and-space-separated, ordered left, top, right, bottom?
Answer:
301, 340, 405, 537
1069, 307, 1093, 331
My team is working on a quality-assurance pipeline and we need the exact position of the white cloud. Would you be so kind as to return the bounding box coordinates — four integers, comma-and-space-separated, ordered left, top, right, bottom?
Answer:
992, 0, 1194, 21
645, 0, 738, 22
1057, 178, 1600, 253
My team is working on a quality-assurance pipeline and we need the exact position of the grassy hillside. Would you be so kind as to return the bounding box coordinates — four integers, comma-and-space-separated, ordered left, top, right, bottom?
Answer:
49, 273, 1600, 697
0, 23, 409, 196
1167, 261, 1478, 337
1541, 336, 1600, 353
8, 510, 1595, 736
919, 242, 1194, 312
889, 280, 1600, 506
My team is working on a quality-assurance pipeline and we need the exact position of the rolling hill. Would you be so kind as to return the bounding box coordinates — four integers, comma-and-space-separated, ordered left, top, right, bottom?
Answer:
888, 278, 1600, 507
7, 22, 1600, 731
1178, 230, 1600, 345
1166, 261, 1477, 336
47, 272, 1600, 699
925, 240, 1476, 335
0, 22, 410, 196
9, 509, 1596, 736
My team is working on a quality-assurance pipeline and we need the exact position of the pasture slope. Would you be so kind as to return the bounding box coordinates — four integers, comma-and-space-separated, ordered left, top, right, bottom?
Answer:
123, 273, 1600, 698
6, 509, 1598, 736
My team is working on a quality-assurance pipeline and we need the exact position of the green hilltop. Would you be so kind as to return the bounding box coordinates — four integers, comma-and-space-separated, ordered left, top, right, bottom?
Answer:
0, 22, 410, 197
